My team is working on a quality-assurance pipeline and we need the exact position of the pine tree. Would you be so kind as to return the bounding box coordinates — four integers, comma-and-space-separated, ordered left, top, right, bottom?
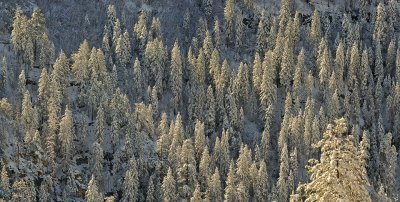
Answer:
379, 132, 397, 198
224, 0, 235, 46
162, 168, 178, 202
170, 40, 183, 113
207, 168, 222, 202
252, 52, 262, 95
85, 175, 103, 202
373, 3, 387, 46
10, 178, 36, 202
205, 86, 216, 136
59, 105, 74, 163
133, 58, 144, 101
1, 165, 10, 198
224, 161, 236, 202
52, 50, 70, 94
256, 10, 269, 54
122, 158, 139, 202
280, 39, 294, 89
115, 30, 131, 74
319, 47, 331, 87
236, 145, 252, 191
303, 118, 371, 201
310, 10, 321, 46
190, 183, 203, 202
149, 17, 162, 40
276, 142, 289, 202
213, 20, 222, 51
199, 146, 211, 191
235, 12, 244, 53
293, 48, 305, 102
177, 139, 198, 199
92, 142, 104, 181
254, 160, 269, 202
209, 48, 220, 84
194, 120, 206, 163
386, 39, 396, 77
11, 7, 28, 58
20, 90, 37, 134
260, 51, 277, 112
146, 177, 156, 202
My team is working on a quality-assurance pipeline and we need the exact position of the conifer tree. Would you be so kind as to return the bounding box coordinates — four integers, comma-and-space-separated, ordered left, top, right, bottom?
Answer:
177, 139, 197, 199
146, 177, 156, 202
190, 183, 203, 202
213, 20, 222, 51
199, 146, 211, 191
375, 42, 384, 83
133, 58, 144, 101
252, 52, 262, 95
280, 39, 294, 89
303, 118, 371, 201
373, 3, 387, 46
207, 168, 222, 202
379, 132, 397, 198
209, 48, 220, 84
59, 105, 74, 163
85, 175, 103, 202
170, 40, 183, 113
254, 160, 269, 202
224, 161, 236, 202
1, 165, 10, 199
122, 158, 139, 202
260, 51, 277, 112
310, 10, 321, 46
162, 168, 178, 202
224, 0, 235, 46
10, 178, 36, 202
236, 145, 252, 191
256, 11, 269, 54
276, 142, 289, 202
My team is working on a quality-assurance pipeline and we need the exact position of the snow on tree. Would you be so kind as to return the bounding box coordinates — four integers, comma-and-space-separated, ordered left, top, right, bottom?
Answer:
209, 48, 220, 84
213, 20, 222, 51
122, 158, 139, 202
59, 105, 75, 164
0, 165, 10, 199
157, 113, 171, 162
52, 50, 70, 97
170, 40, 183, 113
224, 161, 236, 202
276, 142, 289, 202
310, 10, 321, 47
206, 167, 222, 202
133, 58, 144, 101
373, 3, 387, 47
149, 17, 162, 40
190, 183, 203, 202
254, 160, 269, 202
260, 51, 277, 113
162, 167, 178, 202
302, 118, 371, 202
85, 175, 103, 202
10, 178, 36, 202
194, 120, 206, 163
224, 0, 235, 46
199, 146, 211, 191
177, 139, 197, 199
236, 144, 252, 192
280, 39, 294, 90
379, 132, 397, 198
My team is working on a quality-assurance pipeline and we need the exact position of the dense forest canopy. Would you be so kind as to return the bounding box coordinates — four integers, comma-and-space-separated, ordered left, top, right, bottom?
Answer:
0, 0, 400, 201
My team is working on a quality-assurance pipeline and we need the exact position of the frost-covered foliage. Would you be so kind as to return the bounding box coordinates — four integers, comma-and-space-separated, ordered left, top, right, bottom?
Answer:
1, 0, 400, 201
